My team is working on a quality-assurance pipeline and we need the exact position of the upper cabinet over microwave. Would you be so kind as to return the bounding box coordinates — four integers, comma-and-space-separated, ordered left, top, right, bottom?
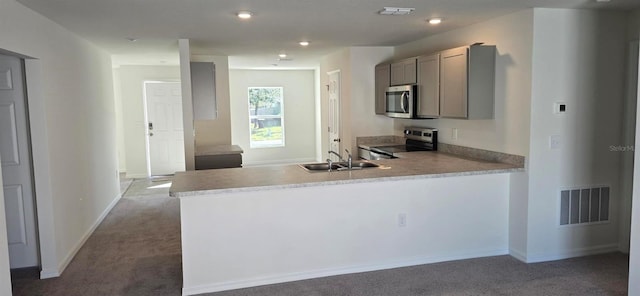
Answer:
374, 44, 496, 120
390, 58, 417, 86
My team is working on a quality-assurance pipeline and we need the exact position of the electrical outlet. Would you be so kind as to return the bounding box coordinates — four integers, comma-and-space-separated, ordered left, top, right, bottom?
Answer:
398, 213, 407, 227
452, 128, 458, 140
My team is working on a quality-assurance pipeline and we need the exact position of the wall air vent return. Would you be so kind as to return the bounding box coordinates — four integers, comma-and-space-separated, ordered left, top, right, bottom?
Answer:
560, 186, 609, 225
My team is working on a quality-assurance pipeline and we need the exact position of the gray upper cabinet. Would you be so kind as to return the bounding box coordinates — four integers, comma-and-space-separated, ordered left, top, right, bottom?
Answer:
190, 62, 217, 120
440, 45, 495, 119
416, 53, 440, 118
375, 63, 390, 115
390, 58, 417, 86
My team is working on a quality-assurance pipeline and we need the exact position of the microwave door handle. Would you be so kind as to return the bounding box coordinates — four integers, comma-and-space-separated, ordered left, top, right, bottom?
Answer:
400, 92, 407, 113
403, 91, 410, 113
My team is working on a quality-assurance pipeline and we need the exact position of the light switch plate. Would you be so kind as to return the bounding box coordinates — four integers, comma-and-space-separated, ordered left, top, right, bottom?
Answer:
554, 102, 567, 114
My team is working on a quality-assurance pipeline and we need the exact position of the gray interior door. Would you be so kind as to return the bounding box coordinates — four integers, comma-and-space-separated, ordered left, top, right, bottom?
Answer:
0, 54, 39, 268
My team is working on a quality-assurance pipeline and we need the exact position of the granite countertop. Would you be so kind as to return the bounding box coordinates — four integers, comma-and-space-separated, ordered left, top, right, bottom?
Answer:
195, 144, 243, 156
170, 151, 524, 198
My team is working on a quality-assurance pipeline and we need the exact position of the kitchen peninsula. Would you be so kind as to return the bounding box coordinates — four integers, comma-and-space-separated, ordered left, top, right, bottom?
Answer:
171, 148, 524, 295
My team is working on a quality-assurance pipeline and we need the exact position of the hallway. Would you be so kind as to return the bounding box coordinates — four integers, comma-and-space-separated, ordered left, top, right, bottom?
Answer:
11, 178, 182, 295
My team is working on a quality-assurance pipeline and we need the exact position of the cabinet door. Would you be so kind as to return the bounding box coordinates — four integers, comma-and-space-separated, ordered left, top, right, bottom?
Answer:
440, 47, 468, 118
375, 64, 390, 115
390, 58, 416, 85
416, 54, 440, 118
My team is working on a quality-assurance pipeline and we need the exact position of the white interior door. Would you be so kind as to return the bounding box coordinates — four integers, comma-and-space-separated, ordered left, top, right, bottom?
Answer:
145, 82, 185, 176
327, 71, 341, 160
0, 54, 39, 268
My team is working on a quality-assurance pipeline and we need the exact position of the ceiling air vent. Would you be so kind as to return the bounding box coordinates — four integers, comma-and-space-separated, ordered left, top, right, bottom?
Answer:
379, 7, 415, 15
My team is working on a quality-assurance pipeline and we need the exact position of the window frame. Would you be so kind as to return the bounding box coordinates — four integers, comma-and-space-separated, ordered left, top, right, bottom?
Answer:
247, 86, 285, 148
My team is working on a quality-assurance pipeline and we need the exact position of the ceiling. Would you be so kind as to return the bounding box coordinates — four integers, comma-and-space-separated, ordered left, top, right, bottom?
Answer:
16, 0, 640, 68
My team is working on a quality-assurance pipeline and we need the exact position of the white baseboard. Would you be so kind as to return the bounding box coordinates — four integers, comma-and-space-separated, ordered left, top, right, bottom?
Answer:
39, 267, 60, 279
182, 248, 508, 296
42, 192, 122, 279
520, 243, 620, 263
509, 248, 527, 263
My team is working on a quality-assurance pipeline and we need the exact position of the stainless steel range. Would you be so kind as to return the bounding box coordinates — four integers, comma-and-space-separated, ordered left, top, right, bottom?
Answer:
365, 127, 437, 160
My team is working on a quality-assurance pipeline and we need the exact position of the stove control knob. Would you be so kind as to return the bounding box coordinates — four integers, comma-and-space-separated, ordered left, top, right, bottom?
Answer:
404, 129, 411, 135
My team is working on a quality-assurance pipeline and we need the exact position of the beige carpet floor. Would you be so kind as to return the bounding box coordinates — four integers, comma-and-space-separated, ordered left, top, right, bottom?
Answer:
10, 176, 629, 296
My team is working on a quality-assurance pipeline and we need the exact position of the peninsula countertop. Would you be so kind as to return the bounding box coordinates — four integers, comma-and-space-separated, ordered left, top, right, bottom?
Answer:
170, 151, 524, 198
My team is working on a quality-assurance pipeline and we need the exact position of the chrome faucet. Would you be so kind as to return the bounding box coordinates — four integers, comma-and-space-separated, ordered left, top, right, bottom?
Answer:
345, 149, 352, 170
328, 150, 345, 162
326, 158, 334, 171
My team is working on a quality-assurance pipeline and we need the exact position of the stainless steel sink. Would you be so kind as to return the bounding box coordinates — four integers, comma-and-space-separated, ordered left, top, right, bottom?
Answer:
342, 161, 379, 168
300, 163, 342, 171
299, 161, 379, 172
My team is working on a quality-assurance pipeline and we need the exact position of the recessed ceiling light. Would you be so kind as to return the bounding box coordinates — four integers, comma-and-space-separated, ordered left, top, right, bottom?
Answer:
237, 11, 252, 19
428, 18, 442, 25
299, 41, 310, 47
279, 53, 287, 58
379, 7, 415, 15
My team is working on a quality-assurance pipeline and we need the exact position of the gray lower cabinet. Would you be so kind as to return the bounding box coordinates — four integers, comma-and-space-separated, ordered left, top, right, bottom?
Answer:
416, 53, 440, 118
375, 63, 390, 115
440, 45, 496, 119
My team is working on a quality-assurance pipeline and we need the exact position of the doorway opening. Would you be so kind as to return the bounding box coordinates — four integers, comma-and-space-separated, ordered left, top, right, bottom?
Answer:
0, 54, 40, 270
327, 70, 341, 161
142, 81, 185, 177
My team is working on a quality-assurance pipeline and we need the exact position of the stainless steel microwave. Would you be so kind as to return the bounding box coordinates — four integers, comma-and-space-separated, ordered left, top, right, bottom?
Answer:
385, 85, 417, 119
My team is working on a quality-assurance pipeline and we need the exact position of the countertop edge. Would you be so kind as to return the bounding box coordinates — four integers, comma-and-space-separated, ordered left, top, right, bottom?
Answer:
171, 167, 524, 198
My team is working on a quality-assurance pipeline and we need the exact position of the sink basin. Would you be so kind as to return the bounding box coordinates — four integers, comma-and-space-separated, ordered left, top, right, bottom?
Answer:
339, 161, 380, 168
300, 163, 342, 171
299, 161, 379, 172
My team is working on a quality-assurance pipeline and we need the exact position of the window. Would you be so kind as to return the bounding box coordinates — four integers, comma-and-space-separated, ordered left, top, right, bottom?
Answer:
248, 87, 284, 148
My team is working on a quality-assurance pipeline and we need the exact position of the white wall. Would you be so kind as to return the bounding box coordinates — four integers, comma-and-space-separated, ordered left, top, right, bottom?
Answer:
0, 0, 119, 277
348, 47, 395, 152
526, 8, 628, 262
181, 173, 510, 295
620, 11, 640, 254
628, 8, 640, 296
115, 65, 181, 177
113, 69, 126, 173
229, 70, 317, 165
392, 9, 534, 157
319, 47, 395, 158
